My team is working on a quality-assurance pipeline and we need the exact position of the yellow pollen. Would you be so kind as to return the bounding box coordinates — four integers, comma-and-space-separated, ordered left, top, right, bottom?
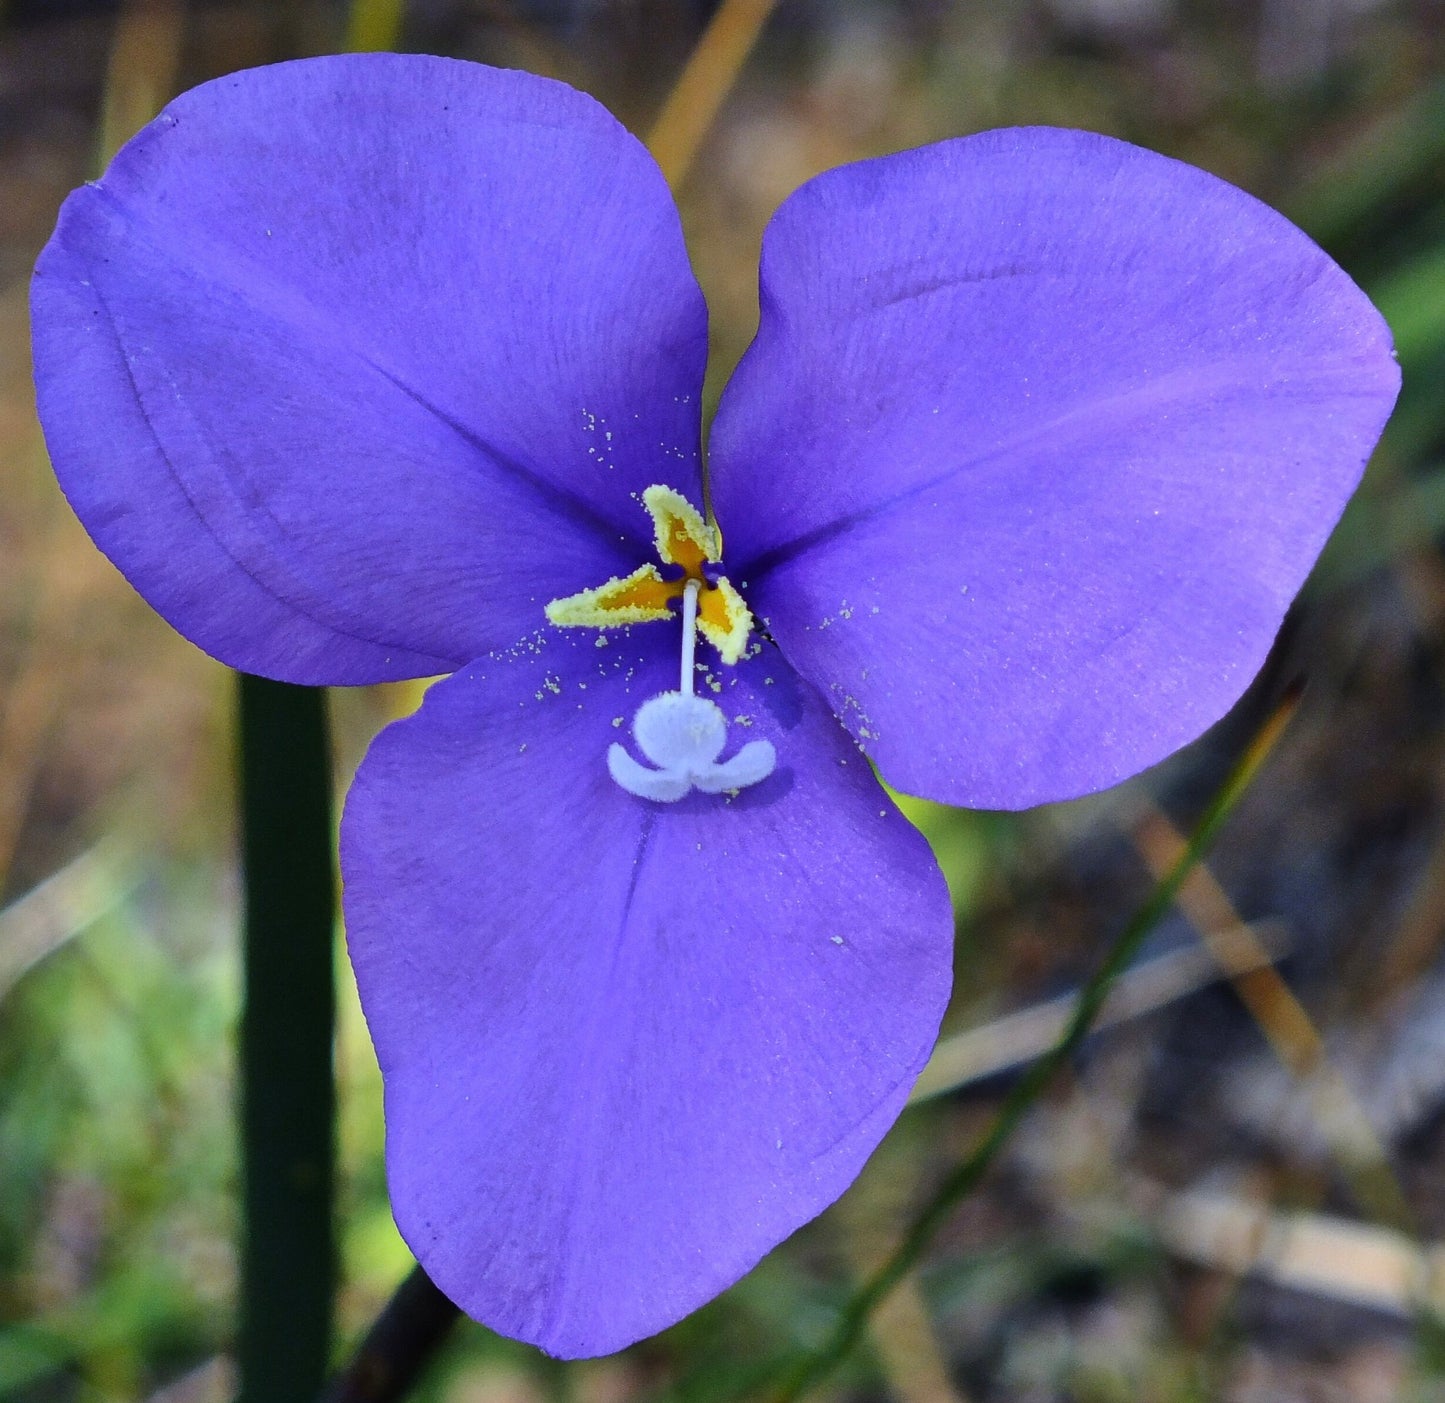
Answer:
544, 563, 676, 627
545, 484, 752, 664
646, 484, 718, 574
697, 578, 750, 663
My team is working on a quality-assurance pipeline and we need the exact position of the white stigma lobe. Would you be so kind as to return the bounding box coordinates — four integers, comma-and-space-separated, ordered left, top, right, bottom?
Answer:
608, 693, 776, 801
608, 580, 776, 802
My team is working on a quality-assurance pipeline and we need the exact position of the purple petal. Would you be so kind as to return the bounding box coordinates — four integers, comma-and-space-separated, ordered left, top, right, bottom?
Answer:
33, 56, 706, 683
709, 128, 1399, 807
341, 629, 952, 1356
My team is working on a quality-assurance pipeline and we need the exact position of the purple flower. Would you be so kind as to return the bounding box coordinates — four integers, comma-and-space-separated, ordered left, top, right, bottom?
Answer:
31, 53, 1397, 1357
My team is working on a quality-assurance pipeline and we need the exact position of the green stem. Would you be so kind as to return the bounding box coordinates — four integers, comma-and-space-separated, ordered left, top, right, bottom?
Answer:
237, 675, 337, 1403
765, 693, 1297, 1403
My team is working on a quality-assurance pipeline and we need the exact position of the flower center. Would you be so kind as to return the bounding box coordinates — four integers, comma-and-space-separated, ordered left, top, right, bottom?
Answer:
544, 485, 751, 663
545, 485, 775, 802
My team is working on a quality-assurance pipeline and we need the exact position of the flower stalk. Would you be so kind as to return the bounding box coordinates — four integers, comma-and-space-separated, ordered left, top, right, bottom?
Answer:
238, 675, 337, 1403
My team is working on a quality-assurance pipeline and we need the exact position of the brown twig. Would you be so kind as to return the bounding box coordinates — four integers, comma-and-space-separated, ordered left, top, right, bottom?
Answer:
646, 0, 778, 190
1134, 800, 1414, 1232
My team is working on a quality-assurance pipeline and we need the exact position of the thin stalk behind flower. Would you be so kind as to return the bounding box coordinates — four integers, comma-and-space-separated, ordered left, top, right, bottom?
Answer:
647, 0, 779, 191
759, 691, 1303, 1403
238, 677, 337, 1403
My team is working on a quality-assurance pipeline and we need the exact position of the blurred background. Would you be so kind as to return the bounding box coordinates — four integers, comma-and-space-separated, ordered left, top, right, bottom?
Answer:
5, 0, 1445, 1399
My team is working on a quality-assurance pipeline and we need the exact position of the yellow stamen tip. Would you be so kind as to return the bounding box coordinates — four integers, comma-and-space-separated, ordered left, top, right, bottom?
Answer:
544, 485, 752, 664
697, 577, 752, 665
545, 563, 680, 628
643, 484, 719, 573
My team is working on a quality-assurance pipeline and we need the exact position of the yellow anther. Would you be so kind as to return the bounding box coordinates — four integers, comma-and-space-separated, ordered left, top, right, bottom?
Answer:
698, 577, 750, 665
643, 484, 719, 575
546, 484, 752, 664
545, 563, 677, 628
